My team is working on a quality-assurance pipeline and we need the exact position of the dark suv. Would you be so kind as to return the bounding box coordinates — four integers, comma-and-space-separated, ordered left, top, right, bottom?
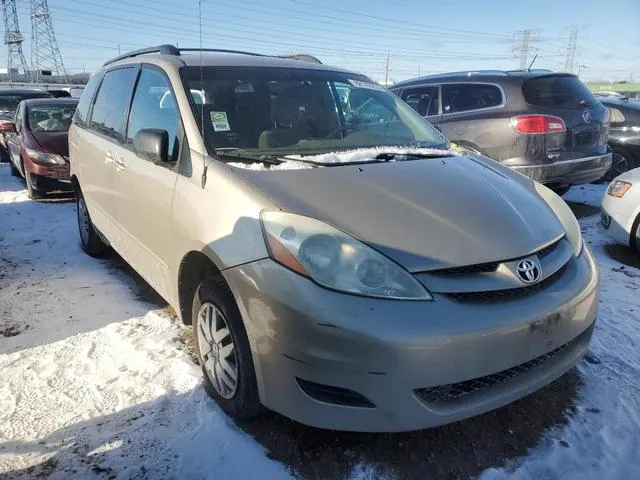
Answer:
391, 70, 612, 193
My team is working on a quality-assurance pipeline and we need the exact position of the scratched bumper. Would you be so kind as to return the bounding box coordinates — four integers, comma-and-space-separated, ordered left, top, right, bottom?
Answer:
222, 246, 599, 432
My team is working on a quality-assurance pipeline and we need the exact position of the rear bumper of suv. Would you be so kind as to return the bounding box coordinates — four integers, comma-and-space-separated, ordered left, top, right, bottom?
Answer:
508, 153, 612, 186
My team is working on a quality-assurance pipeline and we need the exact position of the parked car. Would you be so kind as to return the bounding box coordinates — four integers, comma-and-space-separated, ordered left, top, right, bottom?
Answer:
7, 98, 78, 198
391, 70, 612, 195
70, 45, 598, 432
601, 168, 640, 253
0, 88, 55, 163
595, 94, 640, 181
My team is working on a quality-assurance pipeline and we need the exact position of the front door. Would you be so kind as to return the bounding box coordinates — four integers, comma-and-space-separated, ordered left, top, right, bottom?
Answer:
7, 104, 23, 172
111, 66, 182, 298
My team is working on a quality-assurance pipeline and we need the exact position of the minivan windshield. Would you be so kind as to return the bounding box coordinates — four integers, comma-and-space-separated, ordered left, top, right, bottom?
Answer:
181, 66, 448, 161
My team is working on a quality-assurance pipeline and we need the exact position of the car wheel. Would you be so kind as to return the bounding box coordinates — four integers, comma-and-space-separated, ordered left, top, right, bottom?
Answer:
0, 147, 9, 163
24, 168, 43, 200
633, 214, 640, 254
9, 160, 20, 177
76, 190, 109, 257
604, 152, 630, 182
193, 276, 263, 421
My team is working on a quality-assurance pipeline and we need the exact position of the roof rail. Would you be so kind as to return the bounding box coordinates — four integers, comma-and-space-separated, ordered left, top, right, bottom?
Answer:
278, 53, 322, 64
103, 45, 268, 66
103, 44, 179, 66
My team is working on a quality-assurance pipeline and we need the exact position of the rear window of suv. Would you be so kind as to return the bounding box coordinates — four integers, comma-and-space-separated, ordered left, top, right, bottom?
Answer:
522, 75, 596, 108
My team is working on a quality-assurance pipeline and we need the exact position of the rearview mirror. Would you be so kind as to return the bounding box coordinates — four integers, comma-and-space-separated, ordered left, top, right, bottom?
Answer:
133, 129, 169, 164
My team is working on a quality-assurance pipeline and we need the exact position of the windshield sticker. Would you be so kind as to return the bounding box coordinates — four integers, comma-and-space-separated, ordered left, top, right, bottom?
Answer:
234, 82, 255, 93
211, 111, 231, 132
348, 79, 385, 91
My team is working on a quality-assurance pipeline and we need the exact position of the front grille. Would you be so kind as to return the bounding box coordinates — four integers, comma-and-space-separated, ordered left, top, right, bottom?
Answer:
430, 261, 499, 276
296, 378, 375, 408
415, 326, 590, 404
445, 263, 567, 302
535, 238, 561, 259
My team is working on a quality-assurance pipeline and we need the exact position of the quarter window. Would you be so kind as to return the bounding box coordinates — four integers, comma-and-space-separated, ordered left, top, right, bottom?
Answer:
400, 86, 440, 116
14, 105, 22, 133
442, 84, 503, 113
126, 67, 180, 161
90, 67, 136, 140
74, 70, 102, 127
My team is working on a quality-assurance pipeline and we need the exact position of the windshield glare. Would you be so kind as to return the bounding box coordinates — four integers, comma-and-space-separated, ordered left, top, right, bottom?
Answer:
181, 66, 447, 160
28, 104, 76, 132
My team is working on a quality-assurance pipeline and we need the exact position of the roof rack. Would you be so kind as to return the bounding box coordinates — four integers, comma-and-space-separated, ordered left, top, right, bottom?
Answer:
103, 45, 266, 66
278, 53, 322, 64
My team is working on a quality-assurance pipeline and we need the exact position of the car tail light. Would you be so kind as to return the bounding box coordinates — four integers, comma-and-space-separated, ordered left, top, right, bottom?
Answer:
0, 119, 15, 133
511, 115, 567, 134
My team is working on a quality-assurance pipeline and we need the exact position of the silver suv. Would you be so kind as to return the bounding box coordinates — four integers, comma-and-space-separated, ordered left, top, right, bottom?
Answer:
70, 45, 598, 432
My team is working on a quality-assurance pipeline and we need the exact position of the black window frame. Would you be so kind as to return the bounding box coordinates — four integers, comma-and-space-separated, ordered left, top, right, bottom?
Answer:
399, 84, 441, 117
14, 103, 23, 134
88, 65, 138, 143
441, 82, 505, 115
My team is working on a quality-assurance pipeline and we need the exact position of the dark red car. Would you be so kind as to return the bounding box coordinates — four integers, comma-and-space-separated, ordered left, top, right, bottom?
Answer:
7, 98, 78, 198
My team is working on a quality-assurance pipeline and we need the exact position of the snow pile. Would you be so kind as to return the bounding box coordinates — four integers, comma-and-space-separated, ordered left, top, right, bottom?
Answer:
290, 146, 454, 164
482, 184, 640, 479
228, 146, 454, 170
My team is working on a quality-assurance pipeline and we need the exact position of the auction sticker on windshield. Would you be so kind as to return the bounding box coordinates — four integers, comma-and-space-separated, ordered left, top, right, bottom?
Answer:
211, 111, 231, 132
348, 79, 385, 91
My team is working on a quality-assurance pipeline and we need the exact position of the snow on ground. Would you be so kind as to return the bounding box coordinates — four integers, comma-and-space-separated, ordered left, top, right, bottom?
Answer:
1, 162, 639, 479
483, 184, 640, 480
0, 164, 289, 479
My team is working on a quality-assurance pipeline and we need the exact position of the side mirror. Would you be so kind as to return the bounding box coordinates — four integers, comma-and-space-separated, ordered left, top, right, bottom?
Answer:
133, 129, 169, 164
0, 121, 16, 133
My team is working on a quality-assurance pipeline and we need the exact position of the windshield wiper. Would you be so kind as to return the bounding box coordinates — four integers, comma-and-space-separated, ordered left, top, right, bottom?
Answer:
375, 152, 453, 161
215, 150, 283, 166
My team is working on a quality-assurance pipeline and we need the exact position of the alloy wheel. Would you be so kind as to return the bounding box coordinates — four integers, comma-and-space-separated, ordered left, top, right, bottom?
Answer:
197, 302, 238, 399
606, 153, 629, 181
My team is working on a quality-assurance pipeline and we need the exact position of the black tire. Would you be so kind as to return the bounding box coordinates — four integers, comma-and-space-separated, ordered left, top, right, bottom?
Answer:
604, 151, 631, 182
632, 214, 640, 254
76, 190, 108, 257
24, 168, 43, 199
192, 276, 263, 421
0, 147, 9, 163
9, 160, 20, 177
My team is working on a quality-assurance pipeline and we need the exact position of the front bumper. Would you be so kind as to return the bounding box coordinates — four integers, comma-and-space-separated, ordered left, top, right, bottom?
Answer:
601, 194, 635, 247
223, 247, 599, 432
508, 153, 612, 186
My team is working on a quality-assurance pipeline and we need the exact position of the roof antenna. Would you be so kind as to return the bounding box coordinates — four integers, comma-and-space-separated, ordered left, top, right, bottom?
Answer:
199, 0, 207, 189
527, 54, 538, 72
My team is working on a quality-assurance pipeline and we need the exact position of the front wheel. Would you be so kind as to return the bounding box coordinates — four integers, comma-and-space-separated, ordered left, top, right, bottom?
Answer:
76, 190, 108, 257
9, 160, 20, 177
24, 168, 42, 200
193, 277, 263, 421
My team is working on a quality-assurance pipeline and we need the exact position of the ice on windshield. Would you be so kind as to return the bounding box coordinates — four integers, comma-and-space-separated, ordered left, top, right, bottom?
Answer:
289, 146, 454, 164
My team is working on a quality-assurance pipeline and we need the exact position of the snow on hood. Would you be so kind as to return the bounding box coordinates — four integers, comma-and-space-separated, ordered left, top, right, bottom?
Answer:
227, 146, 455, 170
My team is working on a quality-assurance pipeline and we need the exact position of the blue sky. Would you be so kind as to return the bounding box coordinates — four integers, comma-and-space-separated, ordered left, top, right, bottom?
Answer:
6, 0, 640, 83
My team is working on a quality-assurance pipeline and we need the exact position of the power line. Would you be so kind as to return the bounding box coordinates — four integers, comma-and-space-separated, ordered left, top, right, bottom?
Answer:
513, 29, 541, 69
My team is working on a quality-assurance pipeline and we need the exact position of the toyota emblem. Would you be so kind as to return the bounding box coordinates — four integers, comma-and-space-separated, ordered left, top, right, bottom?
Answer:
516, 259, 541, 284
582, 110, 592, 123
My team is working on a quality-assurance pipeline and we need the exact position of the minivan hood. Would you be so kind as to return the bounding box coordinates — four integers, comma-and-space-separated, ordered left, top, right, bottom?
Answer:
31, 131, 69, 156
233, 156, 565, 271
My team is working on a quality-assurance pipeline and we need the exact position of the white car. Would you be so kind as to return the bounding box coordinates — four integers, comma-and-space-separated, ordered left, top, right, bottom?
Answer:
601, 168, 640, 252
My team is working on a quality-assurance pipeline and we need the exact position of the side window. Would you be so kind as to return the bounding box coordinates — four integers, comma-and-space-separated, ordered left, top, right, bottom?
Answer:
442, 84, 503, 114
608, 107, 626, 125
90, 67, 136, 140
126, 67, 180, 161
74, 71, 103, 127
401, 86, 440, 117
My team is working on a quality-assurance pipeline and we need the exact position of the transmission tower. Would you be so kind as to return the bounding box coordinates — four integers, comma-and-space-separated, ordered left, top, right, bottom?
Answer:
30, 0, 66, 82
513, 29, 540, 70
563, 26, 579, 73
2, 0, 29, 82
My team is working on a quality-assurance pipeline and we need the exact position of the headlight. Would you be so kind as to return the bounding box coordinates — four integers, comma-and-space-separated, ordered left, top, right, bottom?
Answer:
261, 211, 432, 300
25, 148, 66, 165
607, 181, 631, 198
534, 182, 583, 256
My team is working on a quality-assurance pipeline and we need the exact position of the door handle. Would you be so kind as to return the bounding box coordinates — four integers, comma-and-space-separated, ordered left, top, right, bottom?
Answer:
104, 152, 114, 165
114, 157, 126, 170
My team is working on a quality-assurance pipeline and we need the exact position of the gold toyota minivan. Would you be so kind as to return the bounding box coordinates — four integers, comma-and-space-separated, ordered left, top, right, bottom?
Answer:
70, 45, 599, 432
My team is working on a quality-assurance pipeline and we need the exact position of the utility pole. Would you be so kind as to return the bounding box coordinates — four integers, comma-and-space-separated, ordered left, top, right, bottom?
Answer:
513, 29, 540, 70
2, 0, 29, 82
384, 50, 390, 86
564, 25, 579, 73
30, 0, 67, 82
